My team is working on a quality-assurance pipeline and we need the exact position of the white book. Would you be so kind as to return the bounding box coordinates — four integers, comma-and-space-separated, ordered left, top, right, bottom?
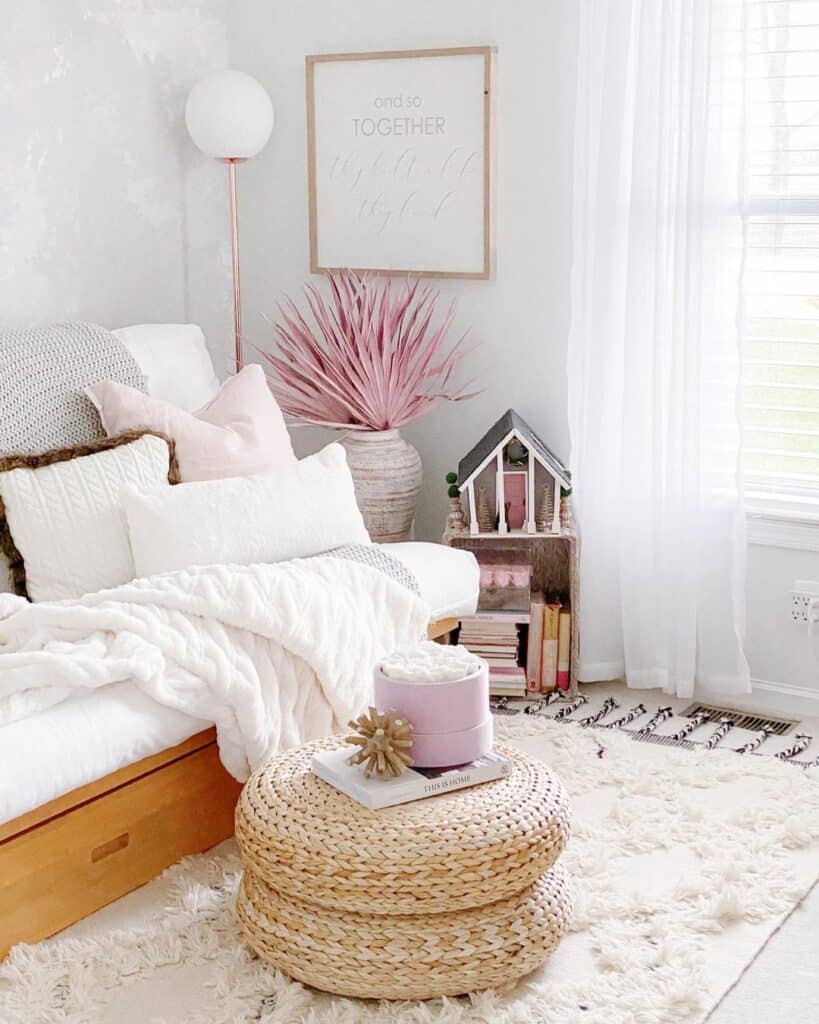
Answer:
311, 747, 511, 811
490, 687, 527, 698
489, 675, 527, 697
463, 611, 530, 624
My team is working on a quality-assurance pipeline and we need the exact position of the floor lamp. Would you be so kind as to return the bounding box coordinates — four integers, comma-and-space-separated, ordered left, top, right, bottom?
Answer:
185, 70, 274, 374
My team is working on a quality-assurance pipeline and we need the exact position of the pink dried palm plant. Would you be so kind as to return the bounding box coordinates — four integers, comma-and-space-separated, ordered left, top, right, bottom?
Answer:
260, 270, 478, 430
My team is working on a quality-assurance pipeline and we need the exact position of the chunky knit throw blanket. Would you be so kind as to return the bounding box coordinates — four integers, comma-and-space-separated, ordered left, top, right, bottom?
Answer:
0, 556, 430, 779
0, 321, 145, 455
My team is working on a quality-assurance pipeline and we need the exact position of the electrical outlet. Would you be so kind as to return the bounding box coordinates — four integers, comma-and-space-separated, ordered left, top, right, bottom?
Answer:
791, 580, 819, 625
792, 592, 811, 624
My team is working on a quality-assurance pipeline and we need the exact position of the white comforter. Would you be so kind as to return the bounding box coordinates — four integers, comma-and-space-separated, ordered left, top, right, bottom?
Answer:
0, 557, 428, 779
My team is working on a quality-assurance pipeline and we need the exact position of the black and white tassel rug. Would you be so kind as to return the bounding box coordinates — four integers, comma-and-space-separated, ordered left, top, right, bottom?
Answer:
491, 691, 819, 767
2, 716, 817, 1024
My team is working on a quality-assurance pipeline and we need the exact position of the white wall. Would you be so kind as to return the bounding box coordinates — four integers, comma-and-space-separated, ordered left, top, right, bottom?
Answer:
1, 0, 232, 367
230, 0, 579, 542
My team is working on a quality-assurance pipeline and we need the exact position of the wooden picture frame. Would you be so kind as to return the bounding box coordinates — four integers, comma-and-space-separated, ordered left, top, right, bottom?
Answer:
306, 46, 495, 279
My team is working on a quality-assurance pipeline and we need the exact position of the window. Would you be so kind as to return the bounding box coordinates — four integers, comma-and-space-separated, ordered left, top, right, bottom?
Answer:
743, 1, 819, 515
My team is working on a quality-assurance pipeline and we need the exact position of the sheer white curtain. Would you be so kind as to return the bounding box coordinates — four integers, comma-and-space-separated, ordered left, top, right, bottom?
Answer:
568, 0, 751, 697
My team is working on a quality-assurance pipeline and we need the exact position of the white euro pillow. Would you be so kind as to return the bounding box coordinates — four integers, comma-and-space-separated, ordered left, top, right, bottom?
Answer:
112, 324, 221, 410
123, 443, 370, 578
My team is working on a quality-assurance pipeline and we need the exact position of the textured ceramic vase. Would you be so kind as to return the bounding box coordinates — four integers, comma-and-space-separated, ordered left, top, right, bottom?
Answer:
341, 429, 422, 543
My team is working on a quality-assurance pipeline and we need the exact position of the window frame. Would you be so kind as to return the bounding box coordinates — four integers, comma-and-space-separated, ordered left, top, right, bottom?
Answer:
741, 27, 819, 528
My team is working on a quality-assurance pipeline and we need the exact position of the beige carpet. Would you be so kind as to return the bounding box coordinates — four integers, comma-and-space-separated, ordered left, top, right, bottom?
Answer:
2, 715, 818, 1024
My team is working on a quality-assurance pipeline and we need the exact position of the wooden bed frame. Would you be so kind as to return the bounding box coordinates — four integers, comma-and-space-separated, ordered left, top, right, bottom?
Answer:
0, 618, 458, 956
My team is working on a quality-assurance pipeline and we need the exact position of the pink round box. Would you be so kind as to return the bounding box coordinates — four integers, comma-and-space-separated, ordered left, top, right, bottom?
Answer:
373, 660, 493, 768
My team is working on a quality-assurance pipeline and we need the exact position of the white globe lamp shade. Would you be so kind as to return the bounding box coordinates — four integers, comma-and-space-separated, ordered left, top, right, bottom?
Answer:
185, 70, 274, 160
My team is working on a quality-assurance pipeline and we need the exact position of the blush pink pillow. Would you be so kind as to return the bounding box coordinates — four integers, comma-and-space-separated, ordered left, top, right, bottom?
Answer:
87, 364, 296, 481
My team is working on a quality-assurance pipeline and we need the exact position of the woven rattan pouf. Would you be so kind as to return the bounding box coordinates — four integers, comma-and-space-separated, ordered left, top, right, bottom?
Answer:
234, 741, 573, 1000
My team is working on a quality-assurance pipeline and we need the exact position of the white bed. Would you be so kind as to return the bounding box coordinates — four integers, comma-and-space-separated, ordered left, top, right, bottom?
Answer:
0, 540, 477, 826
0, 322, 479, 954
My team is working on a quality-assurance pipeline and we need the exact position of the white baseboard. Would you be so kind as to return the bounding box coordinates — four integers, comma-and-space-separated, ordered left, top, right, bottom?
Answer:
580, 675, 819, 718
751, 676, 819, 702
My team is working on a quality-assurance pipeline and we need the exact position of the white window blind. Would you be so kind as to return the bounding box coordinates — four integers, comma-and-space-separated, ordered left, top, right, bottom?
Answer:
743, 0, 819, 509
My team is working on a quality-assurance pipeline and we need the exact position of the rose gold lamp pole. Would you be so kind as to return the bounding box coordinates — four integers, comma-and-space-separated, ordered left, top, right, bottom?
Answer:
225, 157, 244, 372
185, 71, 275, 374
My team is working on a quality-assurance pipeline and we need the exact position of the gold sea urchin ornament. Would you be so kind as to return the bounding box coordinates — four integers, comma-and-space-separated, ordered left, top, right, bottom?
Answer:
344, 708, 414, 779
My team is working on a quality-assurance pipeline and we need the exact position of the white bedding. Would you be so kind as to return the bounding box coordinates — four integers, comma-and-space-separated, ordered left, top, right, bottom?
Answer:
0, 543, 478, 826
0, 684, 210, 825
383, 542, 479, 620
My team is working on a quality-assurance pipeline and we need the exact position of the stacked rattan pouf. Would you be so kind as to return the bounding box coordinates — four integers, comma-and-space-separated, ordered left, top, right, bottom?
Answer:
235, 740, 573, 1000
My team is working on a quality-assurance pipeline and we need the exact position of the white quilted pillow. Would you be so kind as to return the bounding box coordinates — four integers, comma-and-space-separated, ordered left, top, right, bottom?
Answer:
0, 433, 174, 602
123, 443, 370, 578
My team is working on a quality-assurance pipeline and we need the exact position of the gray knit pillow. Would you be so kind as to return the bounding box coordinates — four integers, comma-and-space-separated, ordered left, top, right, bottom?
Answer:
0, 321, 145, 456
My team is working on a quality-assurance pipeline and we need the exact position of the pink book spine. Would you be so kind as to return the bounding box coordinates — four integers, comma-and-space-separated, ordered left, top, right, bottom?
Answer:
556, 609, 571, 690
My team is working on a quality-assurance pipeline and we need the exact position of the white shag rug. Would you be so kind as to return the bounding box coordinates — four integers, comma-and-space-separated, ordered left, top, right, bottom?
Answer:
2, 716, 818, 1024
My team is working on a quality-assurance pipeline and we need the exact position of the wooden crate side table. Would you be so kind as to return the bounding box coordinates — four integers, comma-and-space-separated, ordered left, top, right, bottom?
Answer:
443, 528, 580, 695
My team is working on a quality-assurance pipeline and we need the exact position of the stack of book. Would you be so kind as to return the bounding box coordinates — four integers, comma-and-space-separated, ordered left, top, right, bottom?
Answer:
526, 592, 572, 695
458, 613, 526, 698
312, 747, 512, 810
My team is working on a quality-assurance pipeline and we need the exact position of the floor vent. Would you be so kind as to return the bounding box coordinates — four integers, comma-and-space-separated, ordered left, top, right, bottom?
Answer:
681, 702, 797, 736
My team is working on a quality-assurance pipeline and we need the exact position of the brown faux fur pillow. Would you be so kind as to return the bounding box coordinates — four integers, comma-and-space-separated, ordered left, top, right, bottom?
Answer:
0, 429, 179, 600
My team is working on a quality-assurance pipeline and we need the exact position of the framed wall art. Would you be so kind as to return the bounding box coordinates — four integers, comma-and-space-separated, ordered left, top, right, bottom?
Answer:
305, 46, 495, 279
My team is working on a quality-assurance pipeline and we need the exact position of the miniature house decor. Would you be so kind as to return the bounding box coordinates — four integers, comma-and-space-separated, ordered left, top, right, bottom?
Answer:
456, 410, 571, 537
